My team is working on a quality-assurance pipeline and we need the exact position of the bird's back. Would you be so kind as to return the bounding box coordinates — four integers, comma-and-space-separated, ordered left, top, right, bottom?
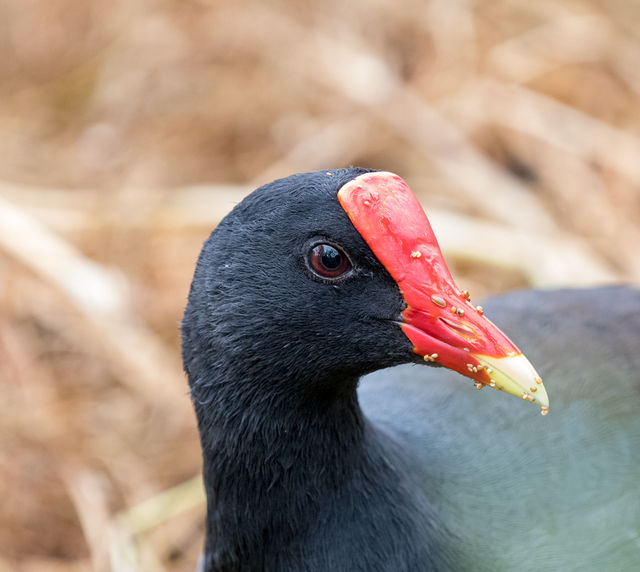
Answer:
360, 287, 640, 571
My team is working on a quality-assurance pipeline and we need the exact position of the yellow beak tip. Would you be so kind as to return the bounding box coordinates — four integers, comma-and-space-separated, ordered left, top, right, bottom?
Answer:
475, 353, 549, 410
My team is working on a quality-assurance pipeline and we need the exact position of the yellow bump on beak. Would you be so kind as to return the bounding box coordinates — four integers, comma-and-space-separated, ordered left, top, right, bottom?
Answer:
475, 353, 549, 409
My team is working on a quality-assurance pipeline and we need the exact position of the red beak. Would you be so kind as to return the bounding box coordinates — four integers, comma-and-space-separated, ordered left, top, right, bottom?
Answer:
338, 171, 549, 413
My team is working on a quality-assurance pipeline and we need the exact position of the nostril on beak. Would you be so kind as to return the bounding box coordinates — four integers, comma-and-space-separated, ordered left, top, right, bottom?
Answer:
438, 317, 477, 339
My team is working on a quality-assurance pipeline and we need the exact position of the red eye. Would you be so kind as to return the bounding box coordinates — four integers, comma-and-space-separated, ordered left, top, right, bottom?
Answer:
309, 244, 351, 279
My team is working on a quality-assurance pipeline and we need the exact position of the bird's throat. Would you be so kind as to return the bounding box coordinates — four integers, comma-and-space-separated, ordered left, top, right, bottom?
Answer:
194, 372, 370, 570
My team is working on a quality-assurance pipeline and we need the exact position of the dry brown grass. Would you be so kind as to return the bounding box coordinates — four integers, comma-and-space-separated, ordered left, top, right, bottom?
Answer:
1, 0, 639, 570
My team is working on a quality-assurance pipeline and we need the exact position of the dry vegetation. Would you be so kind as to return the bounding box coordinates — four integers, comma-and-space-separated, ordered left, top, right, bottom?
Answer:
1, 0, 639, 570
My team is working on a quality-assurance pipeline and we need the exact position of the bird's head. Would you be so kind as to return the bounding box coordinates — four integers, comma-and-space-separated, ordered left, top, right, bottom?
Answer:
182, 168, 548, 412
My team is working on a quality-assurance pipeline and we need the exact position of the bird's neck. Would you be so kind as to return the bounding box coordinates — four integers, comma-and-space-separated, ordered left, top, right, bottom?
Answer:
193, 367, 373, 571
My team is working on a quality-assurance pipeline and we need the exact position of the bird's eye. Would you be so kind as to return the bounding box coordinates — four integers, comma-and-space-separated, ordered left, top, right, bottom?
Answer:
308, 243, 352, 280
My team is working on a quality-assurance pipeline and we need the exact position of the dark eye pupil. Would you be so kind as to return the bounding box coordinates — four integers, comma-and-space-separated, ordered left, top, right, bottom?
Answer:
320, 246, 341, 269
308, 243, 351, 279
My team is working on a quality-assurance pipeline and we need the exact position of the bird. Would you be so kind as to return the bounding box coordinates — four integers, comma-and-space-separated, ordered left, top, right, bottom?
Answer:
181, 167, 640, 571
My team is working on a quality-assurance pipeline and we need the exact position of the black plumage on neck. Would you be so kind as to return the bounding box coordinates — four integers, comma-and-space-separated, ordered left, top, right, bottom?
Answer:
187, 360, 451, 571
192, 361, 364, 569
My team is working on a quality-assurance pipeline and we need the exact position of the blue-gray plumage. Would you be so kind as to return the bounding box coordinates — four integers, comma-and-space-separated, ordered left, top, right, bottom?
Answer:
361, 287, 640, 571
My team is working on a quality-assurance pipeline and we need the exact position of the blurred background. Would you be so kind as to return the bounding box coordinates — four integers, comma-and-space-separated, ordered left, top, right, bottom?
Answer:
1, 0, 640, 570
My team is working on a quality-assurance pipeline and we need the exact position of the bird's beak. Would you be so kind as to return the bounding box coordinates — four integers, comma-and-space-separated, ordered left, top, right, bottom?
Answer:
338, 171, 549, 414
